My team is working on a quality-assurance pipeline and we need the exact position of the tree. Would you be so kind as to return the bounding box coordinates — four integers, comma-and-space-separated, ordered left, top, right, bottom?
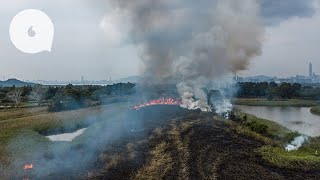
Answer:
8, 89, 23, 107
30, 85, 46, 106
278, 83, 294, 99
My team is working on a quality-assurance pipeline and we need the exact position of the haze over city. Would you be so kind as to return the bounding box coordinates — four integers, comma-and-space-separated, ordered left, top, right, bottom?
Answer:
0, 0, 320, 81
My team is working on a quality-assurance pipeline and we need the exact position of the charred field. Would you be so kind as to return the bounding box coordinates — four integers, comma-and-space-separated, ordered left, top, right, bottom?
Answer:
86, 105, 320, 180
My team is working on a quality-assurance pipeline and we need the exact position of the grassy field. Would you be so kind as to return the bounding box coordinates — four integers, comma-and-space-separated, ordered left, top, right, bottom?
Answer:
0, 107, 47, 122
311, 106, 320, 116
1, 103, 320, 178
0, 103, 128, 168
233, 98, 319, 107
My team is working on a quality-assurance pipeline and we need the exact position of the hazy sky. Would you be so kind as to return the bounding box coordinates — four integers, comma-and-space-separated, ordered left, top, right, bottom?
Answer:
0, 0, 319, 81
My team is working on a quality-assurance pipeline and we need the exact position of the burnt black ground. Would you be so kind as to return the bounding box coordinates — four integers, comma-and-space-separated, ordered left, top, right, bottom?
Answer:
88, 106, 320, 180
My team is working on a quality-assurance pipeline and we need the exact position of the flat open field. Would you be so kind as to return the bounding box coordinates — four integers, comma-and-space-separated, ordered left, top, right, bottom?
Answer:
0, 103, 129, 175
1, 104, 320, 179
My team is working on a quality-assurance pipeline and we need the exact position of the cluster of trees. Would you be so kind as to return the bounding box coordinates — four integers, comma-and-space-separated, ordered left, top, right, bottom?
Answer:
0, 83, 136, 111
237, 82, 320, 100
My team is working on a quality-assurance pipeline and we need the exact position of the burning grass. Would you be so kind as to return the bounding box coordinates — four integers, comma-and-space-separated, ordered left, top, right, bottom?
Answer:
130, 97, 182, 110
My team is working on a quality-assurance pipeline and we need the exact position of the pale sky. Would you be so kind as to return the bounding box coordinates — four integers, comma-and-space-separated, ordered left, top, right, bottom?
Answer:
0, 0, 319, 81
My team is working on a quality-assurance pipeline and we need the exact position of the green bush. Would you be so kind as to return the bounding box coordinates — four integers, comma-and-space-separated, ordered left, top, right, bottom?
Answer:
245, 120, 269, 134
283, 131, 301, 143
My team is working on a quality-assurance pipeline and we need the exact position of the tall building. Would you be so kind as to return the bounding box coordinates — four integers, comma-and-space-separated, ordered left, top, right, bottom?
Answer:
309, 62, 313, 77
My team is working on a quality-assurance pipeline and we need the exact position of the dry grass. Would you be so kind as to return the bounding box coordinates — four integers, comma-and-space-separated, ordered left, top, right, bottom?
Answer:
0, 107, 47, 121
0, 103, 128, 167
134, 121, 199, 180
134, 142, 174, 180
105, 154, 125, 170
168, 123, 191, 179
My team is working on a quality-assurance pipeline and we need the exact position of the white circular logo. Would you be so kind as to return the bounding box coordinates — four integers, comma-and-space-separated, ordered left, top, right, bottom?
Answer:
9, 9, 54, 54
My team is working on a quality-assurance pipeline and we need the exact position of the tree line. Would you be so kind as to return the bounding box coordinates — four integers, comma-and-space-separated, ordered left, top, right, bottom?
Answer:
237, 82, 320, 100
0, 83, 136, 111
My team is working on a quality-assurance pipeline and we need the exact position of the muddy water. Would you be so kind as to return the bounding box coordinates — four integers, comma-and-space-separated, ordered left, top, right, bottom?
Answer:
46, 128, 87, 142
237, 106, 320, 137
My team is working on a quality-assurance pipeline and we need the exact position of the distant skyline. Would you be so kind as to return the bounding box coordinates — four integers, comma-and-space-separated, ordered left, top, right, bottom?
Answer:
0, 0, 319, 81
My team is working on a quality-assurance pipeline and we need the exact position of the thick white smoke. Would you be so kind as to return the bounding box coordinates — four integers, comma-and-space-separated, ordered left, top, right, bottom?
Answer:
104, 0, 264, 112
285, 135, 308, 151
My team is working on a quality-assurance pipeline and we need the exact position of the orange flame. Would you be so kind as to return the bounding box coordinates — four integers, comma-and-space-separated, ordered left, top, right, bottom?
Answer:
23, 164, 33, 170
130, 97, 182, 110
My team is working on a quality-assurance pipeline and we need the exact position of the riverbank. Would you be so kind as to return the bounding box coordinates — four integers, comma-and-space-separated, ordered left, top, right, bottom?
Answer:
237, 105, 320, 137
311, 106, 320, 116
233, 98, 319, 107
231, 111, 320, 171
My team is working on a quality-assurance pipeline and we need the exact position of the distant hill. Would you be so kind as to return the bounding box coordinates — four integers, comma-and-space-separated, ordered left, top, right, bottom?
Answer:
0, 79, 36, 87
243, 75, 275, 82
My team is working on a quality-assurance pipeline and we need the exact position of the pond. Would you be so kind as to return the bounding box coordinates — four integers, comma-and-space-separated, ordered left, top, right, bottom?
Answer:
237, 106, 320, 137
46, 128, 87, 142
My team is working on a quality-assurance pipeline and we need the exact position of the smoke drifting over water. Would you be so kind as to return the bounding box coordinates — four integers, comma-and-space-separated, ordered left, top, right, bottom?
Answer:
106, 0, 264, 111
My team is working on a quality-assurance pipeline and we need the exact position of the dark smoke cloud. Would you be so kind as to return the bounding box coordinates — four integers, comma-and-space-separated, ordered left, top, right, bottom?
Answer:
105, 0, 264, 110
260, 0, 316, 25
104, 0, 318, 110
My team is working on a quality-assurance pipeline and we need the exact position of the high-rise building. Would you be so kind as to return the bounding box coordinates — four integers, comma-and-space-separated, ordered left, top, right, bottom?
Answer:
309, 62, 313, 77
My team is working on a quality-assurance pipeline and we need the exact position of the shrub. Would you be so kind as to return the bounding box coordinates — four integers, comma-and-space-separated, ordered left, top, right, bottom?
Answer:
245, 120, 269, 134
283, 131, 300, 143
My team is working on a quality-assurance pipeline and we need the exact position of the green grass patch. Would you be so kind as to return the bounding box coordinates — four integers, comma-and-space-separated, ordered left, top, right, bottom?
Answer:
233, 98, 318, 107
257, 143, 320, 170
310, 106, 320, 116
234, 111, 290, 139
233, 109, 320, 170
0, 103, 128, 167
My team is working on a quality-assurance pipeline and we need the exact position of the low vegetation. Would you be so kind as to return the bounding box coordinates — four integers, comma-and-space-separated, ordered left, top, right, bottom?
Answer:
233, 98, 318, 107
311, 106, 320, 116
257, 144, 320, 170
0, 103, 128, 169
231, 110, 320, 171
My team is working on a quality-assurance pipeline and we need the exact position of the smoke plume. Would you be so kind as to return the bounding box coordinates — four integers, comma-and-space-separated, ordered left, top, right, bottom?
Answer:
285, 135, 308, 151
105, 0, 264, 111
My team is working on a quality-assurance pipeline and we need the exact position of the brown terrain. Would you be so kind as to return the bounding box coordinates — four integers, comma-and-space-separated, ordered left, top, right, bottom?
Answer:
86, 106, 320, 180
